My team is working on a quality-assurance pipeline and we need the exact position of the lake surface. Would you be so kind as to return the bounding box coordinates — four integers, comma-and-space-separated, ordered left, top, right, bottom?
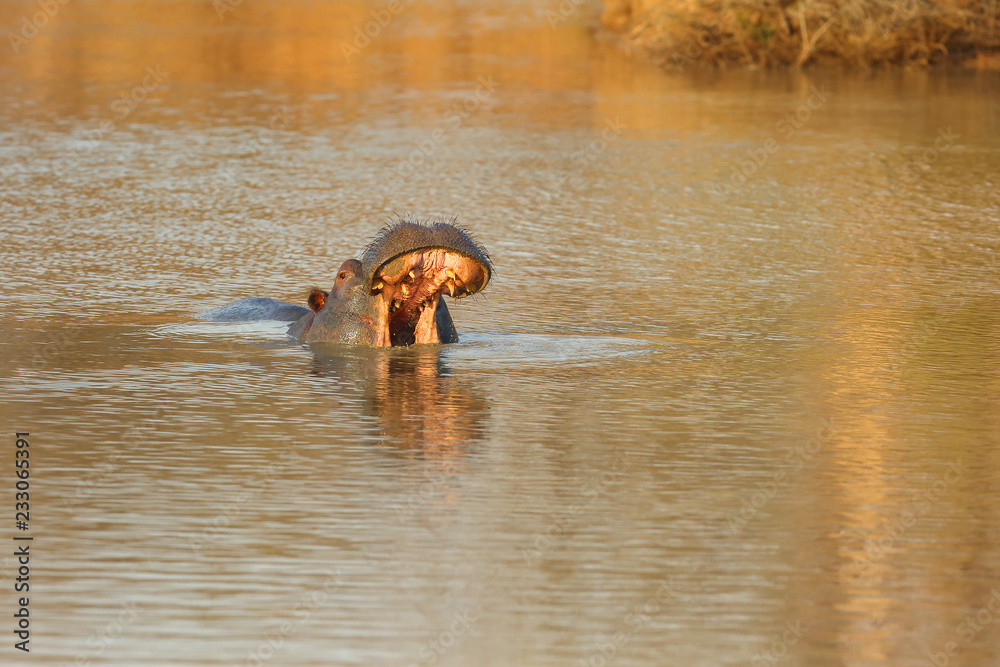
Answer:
1, 1, 999, 665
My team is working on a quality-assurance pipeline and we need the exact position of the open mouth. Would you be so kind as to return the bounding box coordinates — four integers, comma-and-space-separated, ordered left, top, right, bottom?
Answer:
371, 248, 489, 347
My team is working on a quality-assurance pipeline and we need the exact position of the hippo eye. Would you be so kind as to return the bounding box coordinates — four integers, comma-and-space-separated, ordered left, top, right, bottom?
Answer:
338, 272, 347, 280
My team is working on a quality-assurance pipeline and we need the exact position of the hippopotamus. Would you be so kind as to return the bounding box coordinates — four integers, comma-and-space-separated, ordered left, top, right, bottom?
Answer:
200, 219, 492, 347
292, 259, 363, 332
294, 220, 491, 346
198, 296, 312, 322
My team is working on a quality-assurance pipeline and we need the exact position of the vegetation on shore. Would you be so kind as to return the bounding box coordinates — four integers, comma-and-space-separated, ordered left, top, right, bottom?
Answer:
600, 0, 1000, 68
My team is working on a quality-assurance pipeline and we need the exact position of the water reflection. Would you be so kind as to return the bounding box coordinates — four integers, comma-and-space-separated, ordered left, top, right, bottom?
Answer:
309, 344, 488, 459
2, 0, 1000, 665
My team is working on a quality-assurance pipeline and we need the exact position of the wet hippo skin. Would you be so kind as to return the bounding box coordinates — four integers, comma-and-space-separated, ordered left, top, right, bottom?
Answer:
292, 220, 490, 347
201, 219, 491, 348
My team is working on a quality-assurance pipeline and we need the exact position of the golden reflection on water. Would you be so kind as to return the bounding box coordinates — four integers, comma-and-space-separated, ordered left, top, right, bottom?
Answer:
6, 0, 994, 138
309, 345, 488, 461
821, 285, 999, 663
828, 310, 898, 662
2, 0, 604, 121
2, 1, 1000, 666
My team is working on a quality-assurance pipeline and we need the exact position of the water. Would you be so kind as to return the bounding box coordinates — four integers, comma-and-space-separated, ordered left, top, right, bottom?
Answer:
1, 1, 999, 665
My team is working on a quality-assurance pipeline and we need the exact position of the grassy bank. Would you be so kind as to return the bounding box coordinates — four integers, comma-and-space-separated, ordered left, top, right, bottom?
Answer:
600, 0, 1000, 68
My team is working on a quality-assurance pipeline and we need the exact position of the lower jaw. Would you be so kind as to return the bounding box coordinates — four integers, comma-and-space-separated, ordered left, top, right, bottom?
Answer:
387, 295, 441, 347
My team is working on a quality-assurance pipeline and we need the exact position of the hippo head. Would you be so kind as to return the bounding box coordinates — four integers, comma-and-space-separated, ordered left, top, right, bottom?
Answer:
299, 219, 492, 347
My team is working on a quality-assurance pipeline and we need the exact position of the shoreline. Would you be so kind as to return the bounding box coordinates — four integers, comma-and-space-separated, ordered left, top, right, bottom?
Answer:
600, 0, 1000, 70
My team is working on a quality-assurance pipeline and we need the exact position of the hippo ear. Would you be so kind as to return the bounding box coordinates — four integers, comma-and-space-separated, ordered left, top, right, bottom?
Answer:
308, 289, 328, 313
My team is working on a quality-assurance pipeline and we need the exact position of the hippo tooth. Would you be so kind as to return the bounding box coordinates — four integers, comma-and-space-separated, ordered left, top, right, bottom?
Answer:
446, 282, 455, 296
374, 280, 384, 290
408, 270, 416, 281
446, 268, 456, 280
401, 284, 410, 297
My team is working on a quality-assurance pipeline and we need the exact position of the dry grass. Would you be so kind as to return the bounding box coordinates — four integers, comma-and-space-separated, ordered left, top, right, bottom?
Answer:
602, 0, 1000, 68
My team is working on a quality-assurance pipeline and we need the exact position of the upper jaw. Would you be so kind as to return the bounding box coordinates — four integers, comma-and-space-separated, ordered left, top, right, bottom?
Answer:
370, 249, 490, 347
